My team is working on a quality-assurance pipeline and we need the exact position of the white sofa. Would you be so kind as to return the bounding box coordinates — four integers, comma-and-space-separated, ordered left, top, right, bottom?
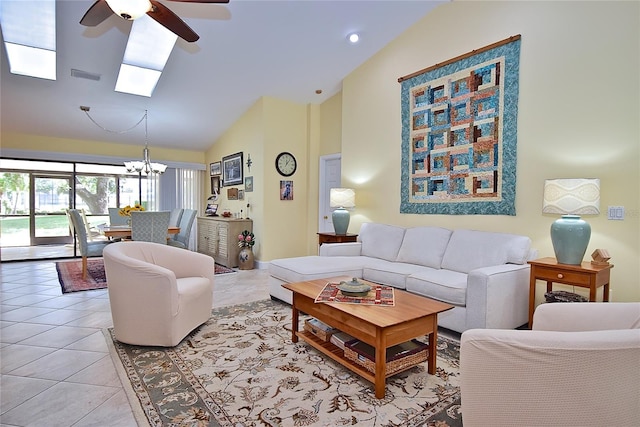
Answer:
460, 302, 640, 426
269, 222, 536, 333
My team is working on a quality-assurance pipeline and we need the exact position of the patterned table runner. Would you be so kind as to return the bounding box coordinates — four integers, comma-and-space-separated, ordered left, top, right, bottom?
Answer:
314, 282, 395, 306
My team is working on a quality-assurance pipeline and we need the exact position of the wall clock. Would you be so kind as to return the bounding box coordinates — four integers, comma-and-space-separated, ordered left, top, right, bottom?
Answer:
275, 152, 297, 177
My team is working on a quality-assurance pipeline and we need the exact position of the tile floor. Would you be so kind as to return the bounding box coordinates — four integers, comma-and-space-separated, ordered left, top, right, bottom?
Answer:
0, 260, 270, 427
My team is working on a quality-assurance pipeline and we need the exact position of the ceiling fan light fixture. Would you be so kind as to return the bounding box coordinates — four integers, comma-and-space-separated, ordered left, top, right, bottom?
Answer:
106, 0, 152, 21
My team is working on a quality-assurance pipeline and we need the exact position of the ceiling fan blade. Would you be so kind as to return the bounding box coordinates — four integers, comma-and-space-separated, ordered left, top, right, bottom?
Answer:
79, 0, 114, 27
166, 0, 230, 3
148, 0, 199, 42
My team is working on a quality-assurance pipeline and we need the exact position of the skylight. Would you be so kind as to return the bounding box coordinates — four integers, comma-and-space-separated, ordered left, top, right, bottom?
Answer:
115, 14, 177, 97
0, 0, 56, 80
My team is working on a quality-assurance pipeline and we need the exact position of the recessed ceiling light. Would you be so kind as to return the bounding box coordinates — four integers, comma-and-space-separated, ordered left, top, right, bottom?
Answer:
348, 33, 360, 44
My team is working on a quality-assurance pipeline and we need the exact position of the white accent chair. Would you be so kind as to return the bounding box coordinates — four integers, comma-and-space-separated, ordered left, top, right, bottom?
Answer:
103, 241, 215, 346
460, 302, 640, 427
104, 241, 215, 347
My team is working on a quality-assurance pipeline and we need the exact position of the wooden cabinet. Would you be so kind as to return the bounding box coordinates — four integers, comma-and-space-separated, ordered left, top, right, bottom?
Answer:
197, 216, 252, 268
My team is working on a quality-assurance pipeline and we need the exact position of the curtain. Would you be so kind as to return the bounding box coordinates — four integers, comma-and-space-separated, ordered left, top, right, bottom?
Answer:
175, 168, 204, 250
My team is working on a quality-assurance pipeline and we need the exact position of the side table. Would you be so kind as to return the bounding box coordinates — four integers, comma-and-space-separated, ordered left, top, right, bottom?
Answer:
527, 257, 613, 328
317, 232, 358, 246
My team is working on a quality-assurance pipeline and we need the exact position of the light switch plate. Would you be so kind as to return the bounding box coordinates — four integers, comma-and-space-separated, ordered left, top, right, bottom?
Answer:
607, 206, 625, 220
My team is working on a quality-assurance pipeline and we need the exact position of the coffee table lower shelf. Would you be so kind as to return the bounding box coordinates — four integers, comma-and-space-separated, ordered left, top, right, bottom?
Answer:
296, 330, 421, 386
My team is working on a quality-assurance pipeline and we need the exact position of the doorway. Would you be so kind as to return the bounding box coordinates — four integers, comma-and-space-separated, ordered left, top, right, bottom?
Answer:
32, 174, 73, 246
318, 154, 341, 233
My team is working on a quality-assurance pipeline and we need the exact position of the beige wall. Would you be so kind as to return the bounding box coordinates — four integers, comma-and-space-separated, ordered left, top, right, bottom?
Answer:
205, 97, 313, 261
341, 1, 639, 304
0, 133, 204, 164
319, 92, 342, 157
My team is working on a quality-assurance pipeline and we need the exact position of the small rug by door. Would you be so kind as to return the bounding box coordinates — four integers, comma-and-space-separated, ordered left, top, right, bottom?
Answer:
106, 299, 462, 427
57, 259, 236, 293
56, 259, 107, 293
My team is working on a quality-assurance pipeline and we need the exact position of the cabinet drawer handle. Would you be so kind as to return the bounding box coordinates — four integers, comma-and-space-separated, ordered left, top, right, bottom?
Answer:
557, 273, 564, 279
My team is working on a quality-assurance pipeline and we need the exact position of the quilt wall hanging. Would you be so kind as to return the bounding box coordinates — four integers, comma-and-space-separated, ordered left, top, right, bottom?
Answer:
399, 35, 521, 215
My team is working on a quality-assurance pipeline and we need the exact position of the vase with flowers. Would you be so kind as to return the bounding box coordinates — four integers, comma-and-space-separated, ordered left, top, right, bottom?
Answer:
237, 229, 255, 270
119, 204, 145, 226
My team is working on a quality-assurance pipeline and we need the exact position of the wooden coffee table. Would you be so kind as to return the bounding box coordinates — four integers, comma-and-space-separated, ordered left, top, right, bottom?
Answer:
283, 277, 453, 398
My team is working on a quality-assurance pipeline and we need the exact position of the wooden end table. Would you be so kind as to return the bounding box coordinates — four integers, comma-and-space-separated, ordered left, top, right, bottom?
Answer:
528, 257, 613, 327
283, 277, 453, 399
317, 232, 358, 246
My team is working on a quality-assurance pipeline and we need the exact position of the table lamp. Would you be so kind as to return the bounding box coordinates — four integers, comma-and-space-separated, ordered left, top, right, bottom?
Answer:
330, 188, 355, 235
542, 178, 600, 265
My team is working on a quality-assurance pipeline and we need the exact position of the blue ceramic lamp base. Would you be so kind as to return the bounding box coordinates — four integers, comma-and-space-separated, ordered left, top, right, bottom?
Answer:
332, 208, 350, 235
550, 215, 591, 265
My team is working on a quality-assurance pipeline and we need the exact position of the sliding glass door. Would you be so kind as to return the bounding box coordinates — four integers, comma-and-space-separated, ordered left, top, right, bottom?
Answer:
32, 174, 73, 246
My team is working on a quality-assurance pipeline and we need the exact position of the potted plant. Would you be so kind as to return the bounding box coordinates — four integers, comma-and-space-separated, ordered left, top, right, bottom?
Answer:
237, 230, 255, 270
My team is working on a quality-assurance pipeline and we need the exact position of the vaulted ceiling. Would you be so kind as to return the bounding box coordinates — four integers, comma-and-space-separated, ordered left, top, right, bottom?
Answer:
1, 0, 443, 152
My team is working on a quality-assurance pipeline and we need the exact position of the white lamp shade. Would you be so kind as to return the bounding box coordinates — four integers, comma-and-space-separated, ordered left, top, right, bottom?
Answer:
330, 188, 355, 208
542, 179, 600, 215
106, 0, 151, 20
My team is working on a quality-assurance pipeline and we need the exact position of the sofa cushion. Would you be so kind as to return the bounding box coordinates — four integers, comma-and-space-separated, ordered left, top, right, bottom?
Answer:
269, 256, 367, 283
396, 226, 452, 268
362, 259, 426, 289
406, 269, 468, 306
359, 223, 406, 262
441, 229, 532, 274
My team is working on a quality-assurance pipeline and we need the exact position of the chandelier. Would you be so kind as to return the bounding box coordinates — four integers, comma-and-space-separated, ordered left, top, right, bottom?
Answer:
81, 106, 167, 174
123, 111, 167, 174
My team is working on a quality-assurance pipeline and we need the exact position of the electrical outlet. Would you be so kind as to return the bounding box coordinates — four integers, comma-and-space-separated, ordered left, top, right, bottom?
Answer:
607, 206, 625, 220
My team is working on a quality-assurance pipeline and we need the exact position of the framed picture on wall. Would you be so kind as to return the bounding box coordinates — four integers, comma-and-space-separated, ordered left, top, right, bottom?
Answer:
222, 152, 243, 186
211, 176, 220, 194
210, 161, 221, 176
245, 176, 253, 192
238, 189, 245, 200
280, 180, 293, 200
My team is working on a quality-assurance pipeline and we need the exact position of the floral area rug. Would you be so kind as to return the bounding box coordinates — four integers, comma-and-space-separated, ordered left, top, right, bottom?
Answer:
106, 299, 462, 426
56, 258, 235, 294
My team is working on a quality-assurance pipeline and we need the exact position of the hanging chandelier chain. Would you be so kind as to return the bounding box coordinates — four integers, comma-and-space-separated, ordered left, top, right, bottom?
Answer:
81, 107, 165, 174
82, 109, 147, 135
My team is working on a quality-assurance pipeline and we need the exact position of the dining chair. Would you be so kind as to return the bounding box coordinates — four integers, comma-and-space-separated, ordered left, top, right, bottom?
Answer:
68, 209, 112, 279
168, 208, 197, 249
66, 208, 107, 242
169, 208, 184, 227
130, 211, 171, 244
108, 207, 129, 226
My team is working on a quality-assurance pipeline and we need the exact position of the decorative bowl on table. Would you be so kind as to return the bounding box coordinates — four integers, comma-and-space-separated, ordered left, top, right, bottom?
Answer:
337, 277, 371, 297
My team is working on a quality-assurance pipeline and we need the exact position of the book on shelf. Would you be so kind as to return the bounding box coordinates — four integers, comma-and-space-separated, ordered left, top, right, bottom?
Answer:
345, 339, 428, 363
329, 332, 355, 350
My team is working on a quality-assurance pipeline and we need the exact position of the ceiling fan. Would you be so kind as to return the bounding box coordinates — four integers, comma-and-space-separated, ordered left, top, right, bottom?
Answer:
80, 0, 230, 43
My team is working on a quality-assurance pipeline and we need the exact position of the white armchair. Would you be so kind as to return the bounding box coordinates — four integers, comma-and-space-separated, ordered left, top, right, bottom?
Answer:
460, 302, 640, 427
103, 241, 215, 346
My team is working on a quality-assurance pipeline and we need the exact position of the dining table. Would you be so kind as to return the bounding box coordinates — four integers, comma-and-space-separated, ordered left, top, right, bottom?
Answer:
102, 225, 180, 240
